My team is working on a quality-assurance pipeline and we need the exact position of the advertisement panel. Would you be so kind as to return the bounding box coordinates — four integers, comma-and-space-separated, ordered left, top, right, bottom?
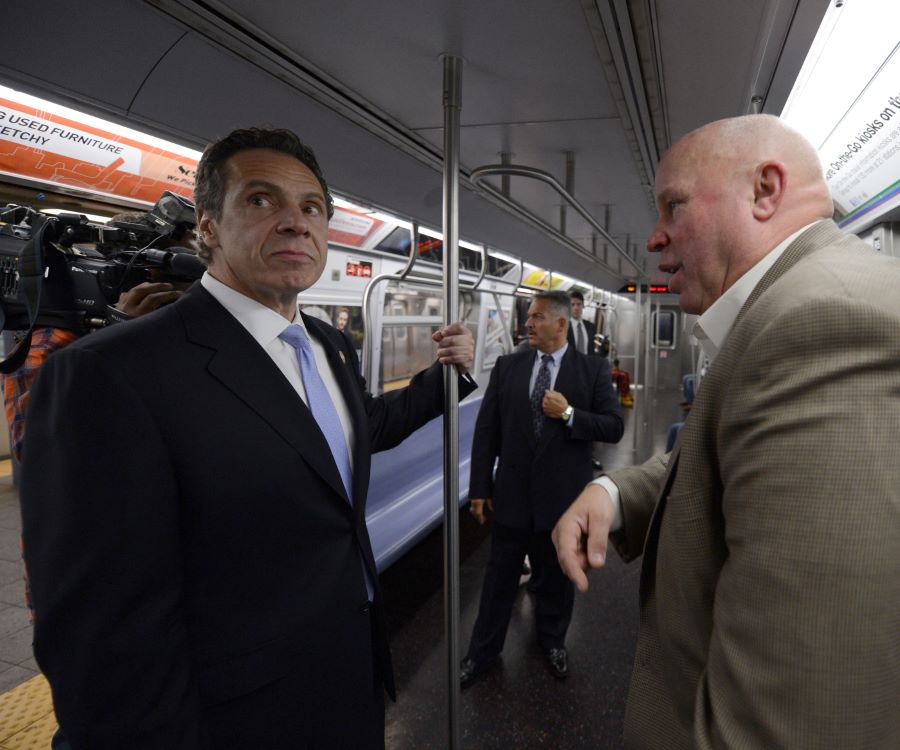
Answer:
820, 48, 900, 229
0, 95, 197, 206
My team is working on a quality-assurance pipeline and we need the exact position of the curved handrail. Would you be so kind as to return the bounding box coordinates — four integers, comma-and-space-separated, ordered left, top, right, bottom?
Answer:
491, 291, 516, 353
469, 244, 488, 291
397, 220, 419, 281
362, 220, 419, 384
513, 257, 524, 293
470, 163, 643, 275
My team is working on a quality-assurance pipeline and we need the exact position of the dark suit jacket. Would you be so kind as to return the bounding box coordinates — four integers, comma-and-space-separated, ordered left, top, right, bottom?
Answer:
469, 346, 623, 531
20, 284, 476, 749
566, 317, 597, 354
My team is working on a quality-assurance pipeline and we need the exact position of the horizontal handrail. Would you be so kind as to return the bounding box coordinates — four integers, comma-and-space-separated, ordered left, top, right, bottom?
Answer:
470, 163, 643, 275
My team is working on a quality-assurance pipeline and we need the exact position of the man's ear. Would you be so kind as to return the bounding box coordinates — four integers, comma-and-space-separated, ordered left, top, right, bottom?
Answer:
752, 161, 786, 221
197, 209, 220, 250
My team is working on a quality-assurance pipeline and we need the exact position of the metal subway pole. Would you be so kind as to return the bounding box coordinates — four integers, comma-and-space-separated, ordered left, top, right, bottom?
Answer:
441, 53, 463, 750
633, 279, 642, 459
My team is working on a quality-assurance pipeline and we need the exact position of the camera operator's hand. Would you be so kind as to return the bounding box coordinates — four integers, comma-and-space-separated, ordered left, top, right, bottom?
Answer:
115, 282, 182, 318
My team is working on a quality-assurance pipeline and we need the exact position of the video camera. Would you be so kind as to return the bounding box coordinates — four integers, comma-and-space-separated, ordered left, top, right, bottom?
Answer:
0, 191, 204, 330
0, 191, 206, 372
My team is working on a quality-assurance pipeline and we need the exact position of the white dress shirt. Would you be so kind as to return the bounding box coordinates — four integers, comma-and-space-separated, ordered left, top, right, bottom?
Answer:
200, 272, 356, 468
593, 221, 824, 531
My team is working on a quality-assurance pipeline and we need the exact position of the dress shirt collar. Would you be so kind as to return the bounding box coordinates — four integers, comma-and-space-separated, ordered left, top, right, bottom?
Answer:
201, 271, 303, 348
692, 221, 822, 363
534, 341, 568, 368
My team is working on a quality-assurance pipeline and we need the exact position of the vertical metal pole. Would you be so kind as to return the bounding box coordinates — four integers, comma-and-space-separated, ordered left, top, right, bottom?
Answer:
632, 279, 642, 458
501, 151, 511, 197
441, 53, 462, 750
560, 150, 574, 234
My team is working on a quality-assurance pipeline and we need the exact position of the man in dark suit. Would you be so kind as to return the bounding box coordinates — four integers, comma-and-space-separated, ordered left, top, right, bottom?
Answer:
460, 291, 623, 688
565, 289, 597, 355
20, 127, 475, 749
566, 289, 609, 472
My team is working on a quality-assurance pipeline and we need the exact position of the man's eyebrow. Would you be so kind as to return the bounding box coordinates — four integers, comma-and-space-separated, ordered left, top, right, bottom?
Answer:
242, 179, 280, 193
242, 179, 325, 202
657, 186, 685, 204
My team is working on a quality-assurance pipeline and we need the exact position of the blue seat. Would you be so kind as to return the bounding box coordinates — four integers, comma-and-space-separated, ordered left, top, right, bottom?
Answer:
665, 373, 698, 452
665, 421, 683, 452
682, 373, 696, 405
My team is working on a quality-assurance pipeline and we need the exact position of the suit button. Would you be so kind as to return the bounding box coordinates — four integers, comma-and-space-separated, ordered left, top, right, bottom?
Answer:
359, 601, 371, 614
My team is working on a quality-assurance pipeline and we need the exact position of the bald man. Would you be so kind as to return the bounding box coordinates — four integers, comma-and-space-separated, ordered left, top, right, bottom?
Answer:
553, 115, 899, 749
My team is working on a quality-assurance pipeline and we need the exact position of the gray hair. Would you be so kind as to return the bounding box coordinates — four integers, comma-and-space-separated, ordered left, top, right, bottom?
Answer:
534, 290, 571, 320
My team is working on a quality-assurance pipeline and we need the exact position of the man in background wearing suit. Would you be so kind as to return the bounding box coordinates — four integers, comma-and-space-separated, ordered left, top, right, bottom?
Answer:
565, 289, 596, 355
567, 288, 608, 472
20, 127, 475, 749
460, 291, 623, 689
554, 114, 899, 748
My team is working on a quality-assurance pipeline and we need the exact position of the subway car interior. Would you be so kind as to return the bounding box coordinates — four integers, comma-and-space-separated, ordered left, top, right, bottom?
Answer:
0, 0, 898, 747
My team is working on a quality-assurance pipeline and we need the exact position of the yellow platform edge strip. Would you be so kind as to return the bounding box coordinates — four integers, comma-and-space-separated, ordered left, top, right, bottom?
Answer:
0, 674, 58, 748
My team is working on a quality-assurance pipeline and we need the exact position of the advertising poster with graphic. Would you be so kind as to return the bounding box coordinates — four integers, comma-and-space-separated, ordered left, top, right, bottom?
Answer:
819, 48, 900, 228
0, 96, 197, 206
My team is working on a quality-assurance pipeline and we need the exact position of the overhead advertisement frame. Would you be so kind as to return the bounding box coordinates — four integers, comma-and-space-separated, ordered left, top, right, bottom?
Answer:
822, 44, 900, 232
780, 1, 900, 233
0, 86, 199, 207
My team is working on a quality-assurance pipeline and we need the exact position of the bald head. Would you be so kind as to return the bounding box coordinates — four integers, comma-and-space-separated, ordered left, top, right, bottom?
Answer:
669, 114, 834, 231
647, 115, 835, 314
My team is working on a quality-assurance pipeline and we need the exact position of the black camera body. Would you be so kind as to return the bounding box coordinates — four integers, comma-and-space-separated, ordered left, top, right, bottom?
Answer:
0, 192, 205, 335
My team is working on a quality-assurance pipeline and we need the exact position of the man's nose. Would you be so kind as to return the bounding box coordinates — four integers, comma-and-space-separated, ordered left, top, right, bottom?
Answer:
276, 206, 310, 233
646, 226, 667, 253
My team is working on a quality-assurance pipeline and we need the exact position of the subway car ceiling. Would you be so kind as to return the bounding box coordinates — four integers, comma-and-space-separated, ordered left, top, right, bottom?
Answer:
1, 0, 834, 289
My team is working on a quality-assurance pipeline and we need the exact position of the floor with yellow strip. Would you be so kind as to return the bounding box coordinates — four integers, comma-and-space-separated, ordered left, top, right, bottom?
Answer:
0, 461, 58, 749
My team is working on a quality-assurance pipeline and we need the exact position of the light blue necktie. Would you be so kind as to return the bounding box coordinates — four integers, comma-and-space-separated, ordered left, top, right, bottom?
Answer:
280, 325, 353, 503
280, 324, 374, 600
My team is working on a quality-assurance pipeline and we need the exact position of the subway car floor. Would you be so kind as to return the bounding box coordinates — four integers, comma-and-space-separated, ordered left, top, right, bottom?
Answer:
380, 391, 680, 750
0, 388, 685, 748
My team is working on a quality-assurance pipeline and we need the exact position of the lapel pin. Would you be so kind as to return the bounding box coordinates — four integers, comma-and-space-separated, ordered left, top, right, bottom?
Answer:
339, 351, 346, 365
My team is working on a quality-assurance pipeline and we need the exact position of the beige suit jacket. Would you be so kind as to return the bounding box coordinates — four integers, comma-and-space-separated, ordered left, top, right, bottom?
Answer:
610, 221, 900, 749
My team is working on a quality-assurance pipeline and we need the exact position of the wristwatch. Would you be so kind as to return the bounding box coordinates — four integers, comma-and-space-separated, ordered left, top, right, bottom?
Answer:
561, 405, 574, 421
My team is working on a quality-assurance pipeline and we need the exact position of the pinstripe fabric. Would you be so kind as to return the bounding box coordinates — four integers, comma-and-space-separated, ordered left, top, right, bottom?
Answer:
609, 222, 900, 749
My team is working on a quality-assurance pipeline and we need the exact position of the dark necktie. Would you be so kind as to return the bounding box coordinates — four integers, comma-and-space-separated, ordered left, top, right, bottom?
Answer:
575, 322, 585, 354
530, 354, 553, 437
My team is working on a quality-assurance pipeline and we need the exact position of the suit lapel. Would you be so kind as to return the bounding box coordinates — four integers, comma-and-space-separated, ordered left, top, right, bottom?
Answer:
640, 221, 843, 597
710, 220, 840, 386
179, 287, 350, 506
509, 350, 539, 450
553, 346, 576, 396
535, 346, 575, 451
639, 448, 681, 604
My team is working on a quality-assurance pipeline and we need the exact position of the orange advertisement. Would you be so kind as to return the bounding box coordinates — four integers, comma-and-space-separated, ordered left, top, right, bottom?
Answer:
328, 206, 385, 248
0, 96, 197, 205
